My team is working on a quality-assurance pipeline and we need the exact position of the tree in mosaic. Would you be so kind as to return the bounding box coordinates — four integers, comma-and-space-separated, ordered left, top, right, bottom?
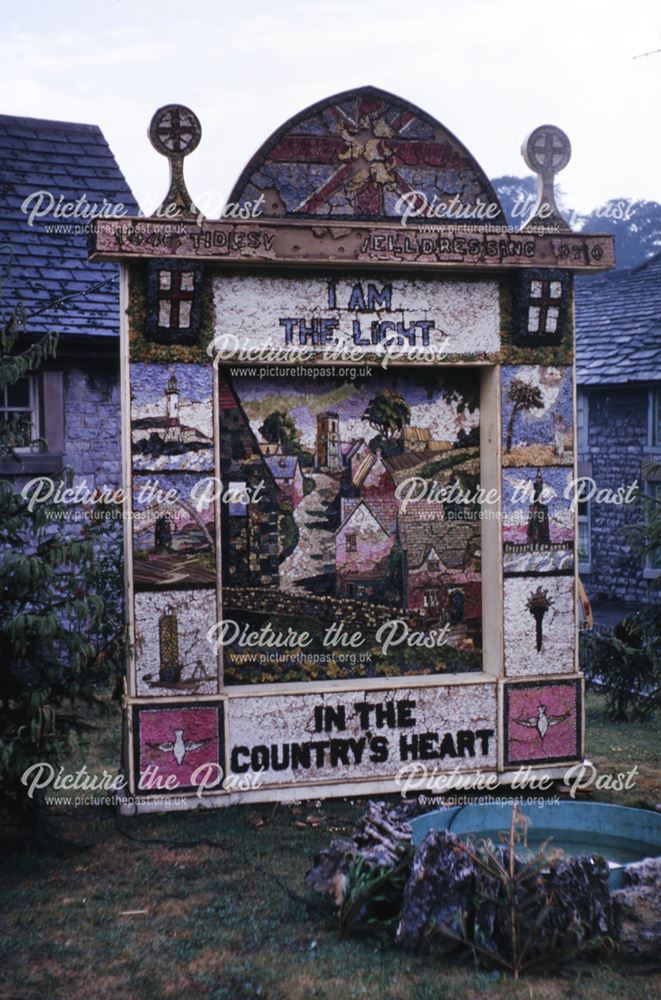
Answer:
504, 378, 544, 454
259, 410, 302, 454
362, 390, 410, 441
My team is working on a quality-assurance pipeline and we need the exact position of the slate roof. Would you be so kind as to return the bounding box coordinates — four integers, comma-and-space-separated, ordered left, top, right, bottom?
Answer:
574, 252, 661, 385
264, 455, 300, 479
0, 114, 139, 337
399, 507, 480, 574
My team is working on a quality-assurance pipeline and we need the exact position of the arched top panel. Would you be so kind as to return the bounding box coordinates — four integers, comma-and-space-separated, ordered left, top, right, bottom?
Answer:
229, 86, 505, 223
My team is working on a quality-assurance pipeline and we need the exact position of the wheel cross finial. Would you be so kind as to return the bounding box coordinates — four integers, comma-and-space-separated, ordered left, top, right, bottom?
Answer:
149, 104, 202, 218
521, 124, 572, 231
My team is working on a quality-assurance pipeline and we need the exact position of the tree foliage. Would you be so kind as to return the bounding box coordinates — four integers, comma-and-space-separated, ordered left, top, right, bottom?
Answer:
492, 176, 661, 269
576, 199, 661, 269
504, 378, 544, 454
362, 390, 410, 440
581, 618, 661, 721
0, 249, 126, 827
259, 410, 301, 454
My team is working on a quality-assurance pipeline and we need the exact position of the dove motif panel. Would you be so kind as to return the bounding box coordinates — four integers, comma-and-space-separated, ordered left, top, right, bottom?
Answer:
133, 703, 223, 795
504, 678, 582, 766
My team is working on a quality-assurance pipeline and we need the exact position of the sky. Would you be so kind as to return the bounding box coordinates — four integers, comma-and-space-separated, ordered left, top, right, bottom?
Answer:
1, 0, 660, 215
237, 372, 480, 448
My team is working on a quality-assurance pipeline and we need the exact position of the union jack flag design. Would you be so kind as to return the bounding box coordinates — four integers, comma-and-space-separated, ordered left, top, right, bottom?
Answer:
230, 86, 503, 222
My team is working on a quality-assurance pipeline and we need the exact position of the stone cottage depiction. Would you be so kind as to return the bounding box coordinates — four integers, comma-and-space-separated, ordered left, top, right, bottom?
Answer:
0, 114, 138, 485
575, 253, 661, 603
88, 91, 614, 810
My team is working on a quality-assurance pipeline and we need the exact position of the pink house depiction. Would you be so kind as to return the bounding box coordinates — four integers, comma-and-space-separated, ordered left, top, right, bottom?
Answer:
335, 499, 395, 600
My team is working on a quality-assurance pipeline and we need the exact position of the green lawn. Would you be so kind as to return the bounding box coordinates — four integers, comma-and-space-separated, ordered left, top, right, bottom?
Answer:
0, 692, 659, 1000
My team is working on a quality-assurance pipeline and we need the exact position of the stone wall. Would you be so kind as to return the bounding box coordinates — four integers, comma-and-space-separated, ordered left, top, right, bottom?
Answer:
63, 364, 121, 486
581, 385, 655, 604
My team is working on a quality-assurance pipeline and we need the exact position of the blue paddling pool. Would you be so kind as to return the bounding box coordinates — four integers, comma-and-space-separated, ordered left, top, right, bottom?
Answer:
410, 800, 661, 888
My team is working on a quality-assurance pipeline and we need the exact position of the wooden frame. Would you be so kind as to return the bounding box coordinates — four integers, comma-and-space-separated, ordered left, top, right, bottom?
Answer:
116, 253, 597, 806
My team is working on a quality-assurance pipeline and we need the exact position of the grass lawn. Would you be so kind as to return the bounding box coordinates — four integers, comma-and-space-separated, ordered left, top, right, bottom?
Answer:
0, 691, 659, 1000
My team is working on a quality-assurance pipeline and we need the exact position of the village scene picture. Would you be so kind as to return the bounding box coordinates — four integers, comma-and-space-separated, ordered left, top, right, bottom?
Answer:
218, 367, 483, 684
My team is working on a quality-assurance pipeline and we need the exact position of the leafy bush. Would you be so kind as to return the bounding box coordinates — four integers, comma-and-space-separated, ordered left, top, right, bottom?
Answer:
0, 255, 126, 828
580, 610, 661, 721
277, 507, 298, 562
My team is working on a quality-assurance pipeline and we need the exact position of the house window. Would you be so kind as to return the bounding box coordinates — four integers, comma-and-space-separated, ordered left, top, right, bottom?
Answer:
578, 498, 591, 572
0, 370, 64, 475
423, 589, 439, 609
0, 375, 38, 450
228, 481, 248, 516
650, 389, 661, 448
646, 481, 661, 572
576, 390, 589, 454
346, 533, 357, 553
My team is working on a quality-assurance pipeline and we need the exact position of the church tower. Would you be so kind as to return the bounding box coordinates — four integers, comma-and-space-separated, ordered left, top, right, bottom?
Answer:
315, 411, 341, 471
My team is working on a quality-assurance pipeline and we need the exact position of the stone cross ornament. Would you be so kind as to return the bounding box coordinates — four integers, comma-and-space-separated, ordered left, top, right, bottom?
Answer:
149, 104, 202, 218
521, 124, 572, 231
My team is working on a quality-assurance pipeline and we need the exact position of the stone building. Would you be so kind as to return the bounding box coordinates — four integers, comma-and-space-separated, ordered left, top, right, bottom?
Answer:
574, 253, 661, 604
0, 113, 139, 486
315, 411, 341, 470
335, 499, 394, 600
399, 505, 482, 626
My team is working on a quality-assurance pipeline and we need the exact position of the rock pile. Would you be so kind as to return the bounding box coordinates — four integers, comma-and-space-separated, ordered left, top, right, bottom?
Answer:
306, 801, 648, 972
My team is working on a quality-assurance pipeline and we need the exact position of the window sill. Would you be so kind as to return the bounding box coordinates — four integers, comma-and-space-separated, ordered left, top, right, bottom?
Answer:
0, 453, 64, 476
643, 568, 661, 581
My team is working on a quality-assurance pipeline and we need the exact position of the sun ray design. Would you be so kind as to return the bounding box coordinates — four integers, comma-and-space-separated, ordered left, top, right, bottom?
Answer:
228, 87, 504, 222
